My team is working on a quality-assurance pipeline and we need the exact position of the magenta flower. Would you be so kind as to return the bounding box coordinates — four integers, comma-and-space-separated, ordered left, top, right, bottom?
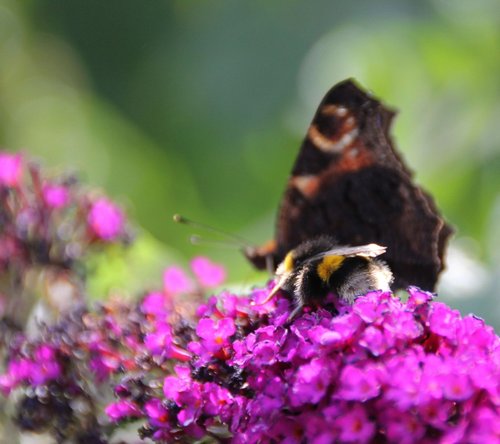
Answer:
191, 256, 226, 288
105, 399, 142, 421
0, 152, 22, 186
251, 338, 280, 366
141, 291, 171, 317
0, 359, 32, 394
88, 197, 124, 240
34, 344, 57, 361
468, 406, 500, 442
290, 358, 331, 406
437, 359, 474, 401
0, 374, 13, 395
195, 317, 236, 353
163, 367, 203, 426
382, 409, 426, 444
31, 360, 62, 385
163, 266, 194, 295
428, 302, 461, 340
42, 184, 70, 208
204, 382, 234, 418
144, 325, 173, 356
335, 363, 382, 401
359, 325, 388, 355
163, 366, 194, 402
144, 398, 170, 428
384, 352, 423, 408
88, 344, 121, 382
335, 405, 375, 443
30, 345, 62, 385
0, 345, 63, 392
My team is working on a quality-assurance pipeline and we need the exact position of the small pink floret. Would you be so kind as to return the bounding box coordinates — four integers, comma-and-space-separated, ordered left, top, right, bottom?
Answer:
105, 400, 142, 421
88, 198, 124, 240
0, 153, 22, 187
163, 266, 194, 295
191, 256, 226, 288
43, 184, 69, 208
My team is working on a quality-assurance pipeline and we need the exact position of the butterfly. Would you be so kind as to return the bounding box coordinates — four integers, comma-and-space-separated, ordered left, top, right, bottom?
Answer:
245, 79, 453, 298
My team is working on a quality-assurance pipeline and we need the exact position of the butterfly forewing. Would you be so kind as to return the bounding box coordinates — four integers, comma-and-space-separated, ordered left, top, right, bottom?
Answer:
248, 79, 452, 292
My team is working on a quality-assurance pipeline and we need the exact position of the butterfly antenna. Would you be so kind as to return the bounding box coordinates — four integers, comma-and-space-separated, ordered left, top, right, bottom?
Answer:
173, 214, 251, 248
189, 234, 245, 249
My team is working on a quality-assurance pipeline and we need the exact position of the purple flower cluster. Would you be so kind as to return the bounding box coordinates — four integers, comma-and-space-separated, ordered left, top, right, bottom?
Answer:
0, 151, 135, 440
1, 258, 499, 442
0, 151, 129, 276
0, 150, 131, 342
0, 300, 144, 441
0, 344, 62, 392
0, 256, 227, 441
105, 284, 500, 443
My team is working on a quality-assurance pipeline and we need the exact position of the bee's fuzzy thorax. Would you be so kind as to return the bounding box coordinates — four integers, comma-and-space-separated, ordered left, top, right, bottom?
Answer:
288, 236, 338, 263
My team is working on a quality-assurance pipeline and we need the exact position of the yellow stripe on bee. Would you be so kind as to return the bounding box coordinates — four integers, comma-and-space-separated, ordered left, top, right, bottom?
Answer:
317, 255, 345, 282
283, 252, 294, 272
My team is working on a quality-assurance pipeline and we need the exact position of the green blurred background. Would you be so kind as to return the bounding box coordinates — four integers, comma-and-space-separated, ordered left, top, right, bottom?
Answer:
0, 1, 499, 327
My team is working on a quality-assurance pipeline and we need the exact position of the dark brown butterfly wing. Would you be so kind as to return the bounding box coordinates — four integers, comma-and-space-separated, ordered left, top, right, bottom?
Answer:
246, 79, 453, 291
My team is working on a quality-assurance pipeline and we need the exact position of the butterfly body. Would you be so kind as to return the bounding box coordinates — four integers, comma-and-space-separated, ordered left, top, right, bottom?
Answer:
246, 79, 452, 297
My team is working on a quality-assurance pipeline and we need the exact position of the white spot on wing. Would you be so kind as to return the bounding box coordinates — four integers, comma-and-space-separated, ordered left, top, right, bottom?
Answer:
308, 124, 359, 154
321, 104, 348, 117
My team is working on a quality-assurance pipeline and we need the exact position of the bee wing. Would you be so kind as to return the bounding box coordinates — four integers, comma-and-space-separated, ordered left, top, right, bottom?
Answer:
308, 243, 387, 262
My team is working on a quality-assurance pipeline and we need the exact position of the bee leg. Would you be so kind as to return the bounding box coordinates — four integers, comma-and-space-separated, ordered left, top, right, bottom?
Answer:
286, 304, 304, 324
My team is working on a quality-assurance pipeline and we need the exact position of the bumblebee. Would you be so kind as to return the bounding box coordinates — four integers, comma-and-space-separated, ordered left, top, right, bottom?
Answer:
262, 236, 393, 319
